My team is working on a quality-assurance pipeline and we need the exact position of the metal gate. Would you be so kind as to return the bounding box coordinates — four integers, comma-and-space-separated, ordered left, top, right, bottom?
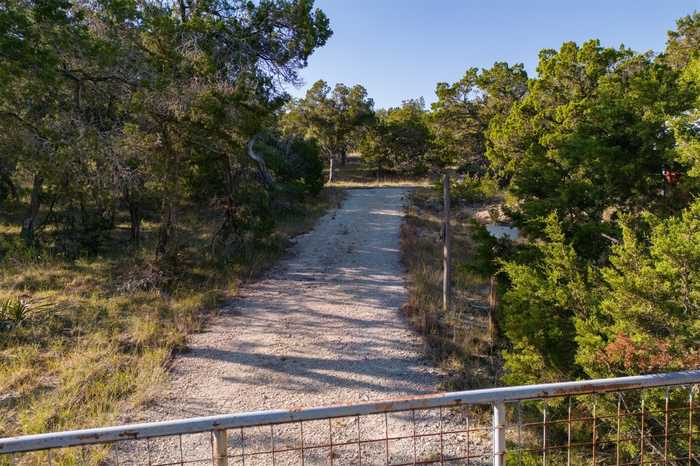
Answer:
2, 370, 699, 465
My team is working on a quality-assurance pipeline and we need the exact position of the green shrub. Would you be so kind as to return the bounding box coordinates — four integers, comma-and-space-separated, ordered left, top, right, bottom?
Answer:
282, 138, 324, 196
437, 174, 500, 204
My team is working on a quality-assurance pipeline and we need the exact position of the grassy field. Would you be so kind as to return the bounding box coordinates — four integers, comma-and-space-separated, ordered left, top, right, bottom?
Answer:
0, 188, 343, 461
400, 187, 501, 391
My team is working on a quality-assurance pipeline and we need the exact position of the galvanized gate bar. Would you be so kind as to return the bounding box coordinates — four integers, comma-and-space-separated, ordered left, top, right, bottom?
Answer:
2, 370, 700, 455
492, 401, 506, 466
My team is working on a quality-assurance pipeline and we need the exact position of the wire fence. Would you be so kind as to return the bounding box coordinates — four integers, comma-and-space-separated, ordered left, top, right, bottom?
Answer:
1, 371, 700, 465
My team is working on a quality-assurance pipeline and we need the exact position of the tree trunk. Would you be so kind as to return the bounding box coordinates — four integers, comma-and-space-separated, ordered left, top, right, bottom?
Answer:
340, 150, 347, 166
123, 188, 141, 243
156, 128, 179, 263
21, 173, 43, 244
0, 170, 17, 200
211, 153, 238, 253
328, 156, 335, 183
128, 201, 141, 243
156, 195, 175, 259
247, 134, 273, 187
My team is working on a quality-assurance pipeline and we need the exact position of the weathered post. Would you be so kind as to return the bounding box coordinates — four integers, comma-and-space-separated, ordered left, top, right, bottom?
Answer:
489, 274, 497, 342
493, 401, 506, 466
443, 174, 452, 315
212, 429, 228, 466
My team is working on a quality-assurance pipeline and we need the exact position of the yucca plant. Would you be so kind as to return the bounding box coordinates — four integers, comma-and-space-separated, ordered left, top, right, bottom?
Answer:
0, 297, 35, 330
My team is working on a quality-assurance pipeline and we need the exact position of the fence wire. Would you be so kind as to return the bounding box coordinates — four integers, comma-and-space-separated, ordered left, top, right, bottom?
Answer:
504, 385, 699, 465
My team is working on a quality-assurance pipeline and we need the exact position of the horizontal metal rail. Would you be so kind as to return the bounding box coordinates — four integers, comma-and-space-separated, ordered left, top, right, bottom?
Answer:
2, 369, 700, 455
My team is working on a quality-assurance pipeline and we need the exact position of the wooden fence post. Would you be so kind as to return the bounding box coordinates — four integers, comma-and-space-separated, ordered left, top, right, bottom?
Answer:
489, 274, 498, 343
443, 174, 451, 315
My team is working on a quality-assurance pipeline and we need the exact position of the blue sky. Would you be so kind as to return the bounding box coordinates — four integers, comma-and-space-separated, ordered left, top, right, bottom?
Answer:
286, 0, 699, 109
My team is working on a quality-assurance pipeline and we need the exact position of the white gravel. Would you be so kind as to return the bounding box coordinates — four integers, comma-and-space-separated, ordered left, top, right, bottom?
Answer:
120, 188, 488, 465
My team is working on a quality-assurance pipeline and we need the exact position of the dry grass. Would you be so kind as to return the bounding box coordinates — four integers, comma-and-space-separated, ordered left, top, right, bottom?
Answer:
0, 188, 343, 464
400, 187, 501, 391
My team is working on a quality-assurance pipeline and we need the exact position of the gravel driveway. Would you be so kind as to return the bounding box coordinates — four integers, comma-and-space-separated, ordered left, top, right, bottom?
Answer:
119, 188, 489, 465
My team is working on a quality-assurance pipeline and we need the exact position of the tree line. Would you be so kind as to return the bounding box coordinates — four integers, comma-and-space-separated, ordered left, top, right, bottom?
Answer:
0, 0, 331, 270
282, 61, 530, 184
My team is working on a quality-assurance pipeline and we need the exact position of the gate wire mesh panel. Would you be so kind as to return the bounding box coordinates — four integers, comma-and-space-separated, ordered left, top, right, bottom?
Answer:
3, 406, 492, 466
4, 432, 217, 466
2, 444, 113, 466
211, 408, 491, 466
503, 385, 700, 465
213, 406, 492, 465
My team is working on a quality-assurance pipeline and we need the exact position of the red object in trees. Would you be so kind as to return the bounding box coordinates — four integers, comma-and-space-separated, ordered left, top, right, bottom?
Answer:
662, 167, 681, 186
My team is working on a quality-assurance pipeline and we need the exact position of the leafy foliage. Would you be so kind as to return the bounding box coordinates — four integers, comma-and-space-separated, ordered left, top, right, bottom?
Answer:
430, 63, 528, 174
499, 216, 594, 384
502, 197, 700, 382
0, 0, 332, 263
256, 135, 325, 197
578, 200, 700, 377
359, 99, 434, 176
487, 40, 695, 260
446, 174, 499, 204
663, 11, 700, 69
430, 68, 486, 171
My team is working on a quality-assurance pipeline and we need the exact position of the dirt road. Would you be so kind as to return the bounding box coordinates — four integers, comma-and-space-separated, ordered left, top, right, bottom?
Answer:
125, 188, 456, 464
